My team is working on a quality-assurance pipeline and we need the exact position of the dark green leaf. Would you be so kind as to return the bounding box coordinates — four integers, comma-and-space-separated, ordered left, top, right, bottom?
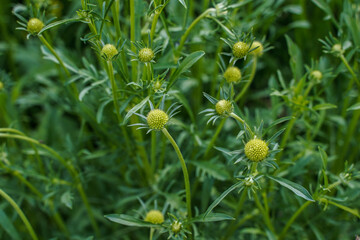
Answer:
104, 214, 162, 228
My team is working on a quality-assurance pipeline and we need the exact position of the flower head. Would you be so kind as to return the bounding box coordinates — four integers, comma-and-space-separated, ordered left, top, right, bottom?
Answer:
224, 66, 241, 84
129, 96, 181, 133
245, 138, 269, 162
215, 100, 233, 116
310, 70, 323, 81
144, 210, 164, 224
139, 48, 155, 63
250, 41, 263, 57
232, 41, 249, 59
101, 44, 118, 61
27, 18, 44, 35
147, 109, 169, 130
171, 220, 182, 234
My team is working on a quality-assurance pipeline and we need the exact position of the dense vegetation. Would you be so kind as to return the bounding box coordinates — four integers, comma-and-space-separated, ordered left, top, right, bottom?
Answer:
0, 0, 359, 239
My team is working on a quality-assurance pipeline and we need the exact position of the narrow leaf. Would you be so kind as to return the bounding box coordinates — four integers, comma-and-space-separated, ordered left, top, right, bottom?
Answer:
204, 181, 244, 217
123, 96, 150, 124
104, 214, 161, 228
267, 175, 314, 201
346, 102, 360, 111
167, 51, 205, 90
39, 18, 80, 34
313, 103, 337, 110
191, 213, 234, 223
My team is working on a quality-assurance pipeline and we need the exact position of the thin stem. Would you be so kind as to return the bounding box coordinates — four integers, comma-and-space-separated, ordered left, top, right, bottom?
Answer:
161, 128, 192, 222
107, 61, 121, 122
130, 0, 138, 82
38, 35, 70, 77
277, 112, 297, 160
340, 54, 360, 87
175, 8, 215, 61
253, 192, 276, 234
278, 201, 312, 240
149, 228, 154, 240
151, 131, 157, 172
204, 118, 226, 158
0, 188, 39, 240
229, 112, 253, 135
235, 58, 257, 103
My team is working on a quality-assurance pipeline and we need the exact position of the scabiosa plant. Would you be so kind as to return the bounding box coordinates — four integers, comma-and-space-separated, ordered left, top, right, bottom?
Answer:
26, 18, 44, 35
129, 97, 180, 133
145, 210, 165, 224
250, 41, 264, 57
223, 66, 242, 84
128, 41, 162, 64
221, 30, 255, 63
101, 44, 119, 61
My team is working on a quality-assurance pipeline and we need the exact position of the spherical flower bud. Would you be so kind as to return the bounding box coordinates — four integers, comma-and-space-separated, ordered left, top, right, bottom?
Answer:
144, 210, 164, 224
332, 43, 343, 56
244, 139, 269, 162
153, 81, 162, 91
310, 70, 323, 81
215, 100, 233, 116
101, 44, 118, 61
251, 41, 264, 57
139, 48, 155, 62
147, 109, 169, 130
27, 18, 44, 34
232, 41, 249, 58
224, 66, 241, 84
244, 176, 254, 186
171, 221, 182, 234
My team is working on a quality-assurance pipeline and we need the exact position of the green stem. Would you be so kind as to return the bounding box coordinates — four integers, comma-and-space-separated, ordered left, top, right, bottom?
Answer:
340, 54, 360, 87
253, 192, 276, 234
277, 112, 297, 160
107, 61, 121, 122
229, 112, 253, 135
38, 35, 70, 77
161, 128, 192, 222
0, 188, 39, 240
175, 8, 215, 61
130, 0, 138, 82
149, 228, 154, 240
151, 131, 157, 172
278, 201, 312, 240
235, 57, 257, 103
204, 118, 226, 158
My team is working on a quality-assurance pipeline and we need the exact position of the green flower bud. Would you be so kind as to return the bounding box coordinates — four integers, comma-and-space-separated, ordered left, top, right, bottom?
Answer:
139, 48, 154, 63
101, 44, 118, 61
251, 41, 263, 57
171, 221, 182, 234
27, 18, 44, 34
144, 210, 164, 224
244, 139, 269, 162
215, 100, 233, 116
224, 66, 241, 84
147, 109, 169, 130
310, 70, 323, 81
232, 41, 249, 59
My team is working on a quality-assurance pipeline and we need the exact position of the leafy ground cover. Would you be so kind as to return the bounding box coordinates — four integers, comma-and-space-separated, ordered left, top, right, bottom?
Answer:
0, 0, 359, 239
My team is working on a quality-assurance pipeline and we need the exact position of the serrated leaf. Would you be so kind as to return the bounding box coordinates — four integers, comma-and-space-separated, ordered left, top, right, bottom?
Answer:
123, 96, 150, 124
313, 103, 337, 110
104, 214, 161, 228
267, 176, 314, 201
346, 102, 360, 111
191, 213, 234, 223
167, 51, 205, 90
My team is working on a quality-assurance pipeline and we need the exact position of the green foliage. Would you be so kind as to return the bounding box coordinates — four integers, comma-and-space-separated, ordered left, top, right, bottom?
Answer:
0, 0, 359, 239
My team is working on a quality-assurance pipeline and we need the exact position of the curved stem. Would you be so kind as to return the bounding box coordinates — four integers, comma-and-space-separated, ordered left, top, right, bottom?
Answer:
107, 61, 121, 122
229, 112, 253, 135
0, 132, 99, 236
161, 128, 192, 222
278, 201, 312, 240
235, 58, 257, 103
130, 0, 138, 82
0, 188, 39, 240
175, 8, 215, 61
